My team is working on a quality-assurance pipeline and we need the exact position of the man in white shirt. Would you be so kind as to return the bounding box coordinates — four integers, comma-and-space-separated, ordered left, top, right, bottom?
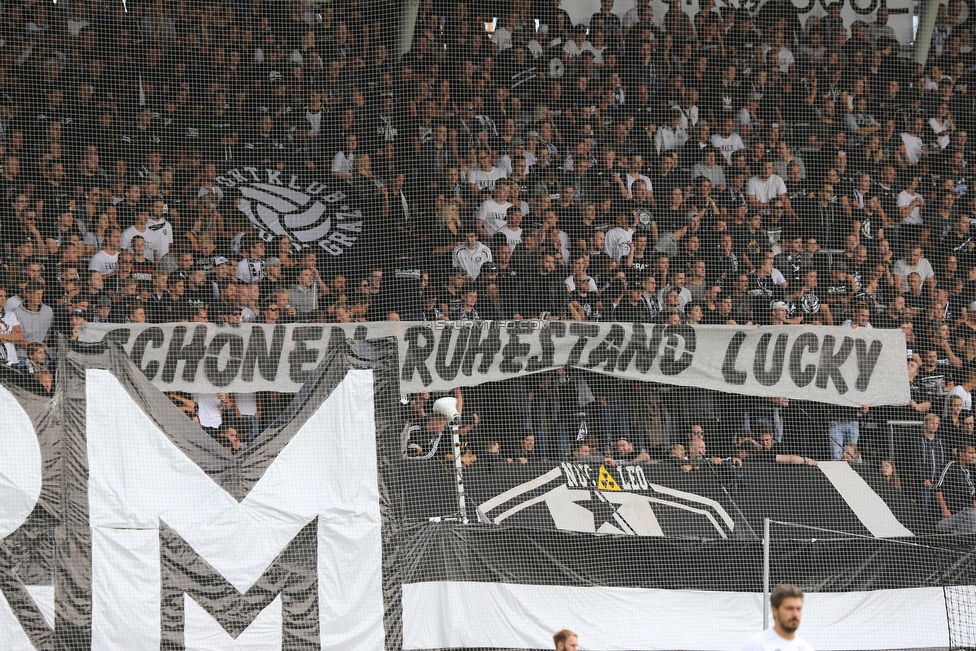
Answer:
604, 211, 635, 262
452, 230, 493, 280
498, 206, 524, 252
331, 133, 357, 183
624, 153, 654, 199
89, 228, 122, 276
896, 118, 925, 168
710, 119, 746, 164
147, 198, 174, 262
746, 161, 789, 214
0, 287, 23, 365
654, 108, 689, 155
741, 584, 814, 651
892, 247, 936, 292
121, 209, 160, 258
476, 182, 514, 239
467, 148, 508, 199
896, 175, 925, 225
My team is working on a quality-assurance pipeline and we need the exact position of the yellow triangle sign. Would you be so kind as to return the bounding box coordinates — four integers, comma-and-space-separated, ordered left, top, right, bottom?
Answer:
597, 465, 622, 491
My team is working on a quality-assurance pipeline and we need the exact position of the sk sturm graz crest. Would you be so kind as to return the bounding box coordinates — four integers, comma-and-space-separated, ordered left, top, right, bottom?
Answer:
216, 166, 363, 257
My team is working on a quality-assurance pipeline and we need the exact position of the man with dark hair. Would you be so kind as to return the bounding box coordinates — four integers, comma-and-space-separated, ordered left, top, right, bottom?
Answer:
237, 236, 267, 283
936, 444, 976, 529
741, 584, 812, 650
12, 281, 53, 360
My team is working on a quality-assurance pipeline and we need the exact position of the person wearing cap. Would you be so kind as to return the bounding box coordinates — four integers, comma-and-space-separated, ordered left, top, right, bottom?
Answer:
769, 300, 799, 326
90, 293, 115, 324
213, 255, 237, 283
611, 270, 653, 322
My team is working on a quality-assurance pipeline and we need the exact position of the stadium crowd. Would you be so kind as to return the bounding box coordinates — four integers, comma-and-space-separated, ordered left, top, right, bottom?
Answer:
0, 0, 974, 527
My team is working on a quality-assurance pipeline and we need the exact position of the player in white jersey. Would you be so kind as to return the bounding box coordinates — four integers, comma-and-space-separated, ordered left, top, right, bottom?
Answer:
742, 584, 814, 651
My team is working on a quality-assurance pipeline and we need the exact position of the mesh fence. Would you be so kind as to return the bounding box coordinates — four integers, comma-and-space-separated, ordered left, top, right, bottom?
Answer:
0, 0, 974, 649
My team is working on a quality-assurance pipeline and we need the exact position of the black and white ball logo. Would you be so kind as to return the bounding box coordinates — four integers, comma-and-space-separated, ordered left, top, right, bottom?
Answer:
215, 167, 363, 257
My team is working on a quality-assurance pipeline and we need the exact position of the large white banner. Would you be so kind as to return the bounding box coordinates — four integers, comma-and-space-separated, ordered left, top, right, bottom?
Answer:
80, 322, 908, 407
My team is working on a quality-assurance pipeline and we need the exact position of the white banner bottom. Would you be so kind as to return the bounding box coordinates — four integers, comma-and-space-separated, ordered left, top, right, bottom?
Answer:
403, 581, 952, 651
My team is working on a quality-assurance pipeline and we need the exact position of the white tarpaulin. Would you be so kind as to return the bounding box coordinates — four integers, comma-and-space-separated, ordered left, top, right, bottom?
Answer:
402, 582, 950, 651
86, 368, 384, 651
80, 322, 909, 407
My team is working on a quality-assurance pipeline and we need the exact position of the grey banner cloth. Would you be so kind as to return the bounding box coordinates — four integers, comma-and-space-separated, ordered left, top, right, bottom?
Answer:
79, 322, 909, 407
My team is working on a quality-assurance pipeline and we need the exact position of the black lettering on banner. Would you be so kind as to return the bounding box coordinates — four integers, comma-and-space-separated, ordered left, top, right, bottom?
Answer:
435, 328, 471, 381
567, 323, 601, 366
789, 333, 819, 387
527, 321, 566, 372
131, 327, 165, 380
659, 325, 696, 376
100, 327, 131, 347
586, 324, 625, 370
462, 327, 502, 376
854, 339, 883, 392
240, 326, 287, 382
753, 333, 790, 386
161, 325, 208, 383
203, 333, 245, 387
500, 323, 531, 373
159, 520, 319, 649
815, 335, 854, 394
722, 331, 748, 384
617, 323, 662, 373
849, 0, 880, 15
400, 326, 434, 386
288, 326, 324, 384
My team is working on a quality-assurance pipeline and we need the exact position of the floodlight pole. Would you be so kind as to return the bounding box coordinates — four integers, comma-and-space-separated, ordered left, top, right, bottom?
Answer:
451, 421, 468, 524
762, 518, 771, 630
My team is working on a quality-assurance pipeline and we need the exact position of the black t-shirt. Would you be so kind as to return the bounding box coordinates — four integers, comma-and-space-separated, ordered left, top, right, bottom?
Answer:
746, 271, 782, 317
937, 461, 976, 515
823, 279, 851, 304
919, 363, 953, 398
566, 288, 600, 320
628, 200, 656, 234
